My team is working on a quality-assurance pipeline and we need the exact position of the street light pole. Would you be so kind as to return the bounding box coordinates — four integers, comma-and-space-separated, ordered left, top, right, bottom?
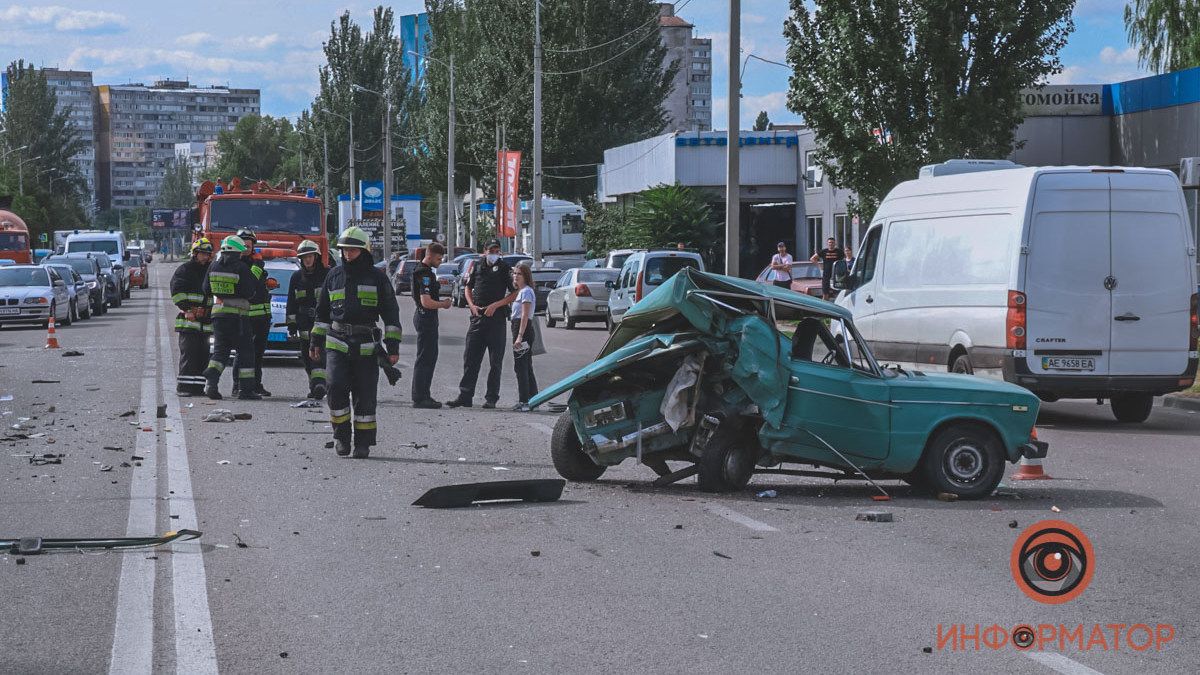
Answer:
725, 0, 741, 277
0, 144, 28, 163
447, 52, 456, 250
352, 84, 395, 259
16, 155, 42, 197
532, 0, 543, 261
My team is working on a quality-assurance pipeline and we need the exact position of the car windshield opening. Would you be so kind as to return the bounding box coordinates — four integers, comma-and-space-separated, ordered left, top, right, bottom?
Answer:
209, 199, 322, 235
0, 268, 49, 286
67, 240, 118, 255
48, 259, 95, 275
645, 257, 700, 285
0, 233, 28, 251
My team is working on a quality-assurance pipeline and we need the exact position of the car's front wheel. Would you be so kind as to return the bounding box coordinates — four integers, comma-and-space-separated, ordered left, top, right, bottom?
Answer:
697, 422, 759, 492
545, 305, 557, 328
551, 411, 605, 481
1111, 393, 1153, 423
918, 423, 1004, 499
65, 299, 76, 325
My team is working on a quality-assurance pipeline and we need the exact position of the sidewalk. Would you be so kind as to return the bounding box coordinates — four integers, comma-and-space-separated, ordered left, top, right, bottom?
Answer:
1163, 393, 1200, 412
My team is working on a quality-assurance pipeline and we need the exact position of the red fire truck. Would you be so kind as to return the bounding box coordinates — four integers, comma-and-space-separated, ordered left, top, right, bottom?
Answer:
194, 178, 328, 263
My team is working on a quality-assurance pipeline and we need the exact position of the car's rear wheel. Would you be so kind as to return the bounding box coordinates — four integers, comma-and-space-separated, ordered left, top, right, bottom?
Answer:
546, 305, 557, 328
64, 300, 75, 325
605, 311, 616, 334
950, 352, 973, 374
564, 304, 576, 329
697, 422, 759, 492
1111, 393, 1153, 423
918, 423, 1004, 499
551, 411, 606, 481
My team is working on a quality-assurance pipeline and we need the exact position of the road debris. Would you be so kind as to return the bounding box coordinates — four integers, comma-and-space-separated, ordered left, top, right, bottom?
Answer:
412, 479, 566, 509
756, 490, 777, 498
118, 410, 136, 418
856, 510, 894, 523
61, 350, 84, 357
937, 492, 959, 502
1009, 520, 1019, 528
27, 453, 63, 465
712, 551, 732, 560
100, 465, 113, 472
290, 399, 322, 408
30, 380, 60, 384
202, 409, 253, 423
1, 530, 201, 554
217, 460, 230, 465
530, 550, 541, 557
1050, 505, 1062, 513
156, 405, 167, 419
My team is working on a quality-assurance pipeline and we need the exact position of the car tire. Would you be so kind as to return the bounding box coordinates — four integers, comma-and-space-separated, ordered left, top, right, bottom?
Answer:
950, 352, 973, 375
564, 304, 576, 330
606, 311, 616, 334
112, 291, 122, 308
123, 284, 130, 299
551, 410, 606, 482
918, 423, 1005, 499
697, 422, 758, 492
1110, 393, 1153, 423
65, 300, 75, 325
546, 306, 557, 328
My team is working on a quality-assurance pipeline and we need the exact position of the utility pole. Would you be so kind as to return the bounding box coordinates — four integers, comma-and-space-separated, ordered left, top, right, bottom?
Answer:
323, 132, 330, 233
447, 52, 456, 250
531, 0, 544, 262
349, 109, 357, 221
383, 95, 393, 259
469, 175, 478, 250
725, 0, 741, 277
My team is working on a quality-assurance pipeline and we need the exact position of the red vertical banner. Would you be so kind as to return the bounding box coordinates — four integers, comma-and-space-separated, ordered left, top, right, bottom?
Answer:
497, 150, 521, 238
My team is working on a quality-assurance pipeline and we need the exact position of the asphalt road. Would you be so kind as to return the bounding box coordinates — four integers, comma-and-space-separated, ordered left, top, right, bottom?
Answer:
2, 262, 1198, 674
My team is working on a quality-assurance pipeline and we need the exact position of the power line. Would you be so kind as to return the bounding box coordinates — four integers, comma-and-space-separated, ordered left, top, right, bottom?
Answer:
544, 25, 661, 76
544, 0, 694, 54
544, 133, 674, 180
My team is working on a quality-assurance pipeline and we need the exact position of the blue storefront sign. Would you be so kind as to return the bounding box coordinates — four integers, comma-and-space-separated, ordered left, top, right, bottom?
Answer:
359, 180, 385, 212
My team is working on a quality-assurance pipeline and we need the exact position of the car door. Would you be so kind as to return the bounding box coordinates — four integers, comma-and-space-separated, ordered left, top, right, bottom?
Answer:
49, 269, 69, 315
611, 258, 636, 321
781, 317, 892, 461
548, 270, 570, 318
837, 225, 883, 341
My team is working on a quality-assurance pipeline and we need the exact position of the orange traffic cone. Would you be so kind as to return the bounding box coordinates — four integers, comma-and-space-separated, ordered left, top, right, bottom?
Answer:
44, 314, 60, 349
1011, 428, 1050, 480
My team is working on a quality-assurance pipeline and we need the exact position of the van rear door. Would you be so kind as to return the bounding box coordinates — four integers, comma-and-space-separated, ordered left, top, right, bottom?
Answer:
1024, 172, 1112, 376
1108, 172, 1193, 376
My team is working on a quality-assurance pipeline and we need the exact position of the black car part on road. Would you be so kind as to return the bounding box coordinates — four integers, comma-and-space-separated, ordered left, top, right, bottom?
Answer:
1, 529, 202, 555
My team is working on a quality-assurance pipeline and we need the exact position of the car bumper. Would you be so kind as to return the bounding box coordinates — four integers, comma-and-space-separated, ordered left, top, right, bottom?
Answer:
568, 297, 610, 319
0, 307, 52, 323
1018, 439, 1049, 460
1002, 354, 1198, 398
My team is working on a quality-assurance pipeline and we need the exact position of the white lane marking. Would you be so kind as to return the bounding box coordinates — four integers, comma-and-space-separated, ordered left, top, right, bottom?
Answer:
158, 290, 219, 674
109, 280, 160, 674
705, 505, 779, 532
1025, 652, 1106, 675
526, 421, 554, 435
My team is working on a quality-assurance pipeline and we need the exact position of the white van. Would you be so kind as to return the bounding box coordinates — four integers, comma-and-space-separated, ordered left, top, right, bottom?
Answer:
65, 230, 130, 299
607, 249, 705, 331
836, 161, 1198, 423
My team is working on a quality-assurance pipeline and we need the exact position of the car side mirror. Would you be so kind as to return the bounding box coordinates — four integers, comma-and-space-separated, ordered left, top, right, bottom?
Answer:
604, 280, 616, 290
53, 280, 66, 288
832, 274, 856, 291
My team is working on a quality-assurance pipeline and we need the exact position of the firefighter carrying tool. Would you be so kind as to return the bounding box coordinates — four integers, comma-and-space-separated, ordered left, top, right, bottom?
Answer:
203, 235, 260, 400
310, 226, 403, 458
171, 238, 214, 395
287, 239, 328, 399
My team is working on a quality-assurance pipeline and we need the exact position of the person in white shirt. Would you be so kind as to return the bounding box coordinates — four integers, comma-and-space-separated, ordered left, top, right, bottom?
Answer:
769, 241, 794, 290
510, 264, 539, 411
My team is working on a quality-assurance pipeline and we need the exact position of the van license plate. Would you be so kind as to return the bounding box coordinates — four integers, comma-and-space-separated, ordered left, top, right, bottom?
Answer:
1041, 356, 1095, 372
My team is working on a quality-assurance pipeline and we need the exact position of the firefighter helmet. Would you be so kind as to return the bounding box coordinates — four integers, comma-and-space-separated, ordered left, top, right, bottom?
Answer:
235, 228, 258, 242
336, 226, 370, 250
296, 240, 321, 257
220, 235, 248, 253
191, 238, 214, 255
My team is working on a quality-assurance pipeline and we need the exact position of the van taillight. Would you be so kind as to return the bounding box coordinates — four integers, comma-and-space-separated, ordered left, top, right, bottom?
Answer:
574, 283, 591, 297
1190, 293, 1199, 348
1006, 290, 1026, 350
635, 272, 644, 302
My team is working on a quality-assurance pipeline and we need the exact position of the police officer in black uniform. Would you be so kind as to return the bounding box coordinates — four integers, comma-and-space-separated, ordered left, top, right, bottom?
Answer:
311, 227, 403, 458
287, 240, 329, 399
411, 242, 452, 408
203, 235, 260, 400
235, 228, 272, 397
170, 237, 213, 396
447, 240, 517, 409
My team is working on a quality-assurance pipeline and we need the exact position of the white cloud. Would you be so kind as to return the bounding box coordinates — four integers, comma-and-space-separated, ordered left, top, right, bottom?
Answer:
1099, 45, 1137, 65
0, 5, 126, 33
236, 34, 281, 51
176, 32, 213, 48
1045, 65, 1086, 84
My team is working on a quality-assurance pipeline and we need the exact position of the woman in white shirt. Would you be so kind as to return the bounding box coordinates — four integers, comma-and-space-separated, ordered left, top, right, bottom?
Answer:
769, 241, 794, 290
510, 264, 539, 411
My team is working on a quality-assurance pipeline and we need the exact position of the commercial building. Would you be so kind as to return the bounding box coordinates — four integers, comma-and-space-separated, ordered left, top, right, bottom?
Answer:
657, 3, 711, 132
43, 69, 97, 208
95, 80, 260, 210
598, 66, 1200, 274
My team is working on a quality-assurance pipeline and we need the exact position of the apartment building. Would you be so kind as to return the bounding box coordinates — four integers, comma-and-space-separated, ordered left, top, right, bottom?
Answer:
658, 3, 712, 132
43, 69, 97, 207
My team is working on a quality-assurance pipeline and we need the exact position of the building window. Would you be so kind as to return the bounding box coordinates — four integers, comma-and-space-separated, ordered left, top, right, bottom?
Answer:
807, 216, 823, 256
834, 214, 856, 248
805, 150, 823, 189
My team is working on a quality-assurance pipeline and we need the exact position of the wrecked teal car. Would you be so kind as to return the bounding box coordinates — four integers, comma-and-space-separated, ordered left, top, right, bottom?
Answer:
529, 269, 1047, 499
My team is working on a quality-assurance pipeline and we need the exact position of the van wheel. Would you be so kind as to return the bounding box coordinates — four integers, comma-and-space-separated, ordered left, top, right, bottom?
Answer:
1111, 394, 1153, 423
950, 352, 973, 374
918, 424, 1004, 499
697, 423, 759, 492
551, 411, 605, 481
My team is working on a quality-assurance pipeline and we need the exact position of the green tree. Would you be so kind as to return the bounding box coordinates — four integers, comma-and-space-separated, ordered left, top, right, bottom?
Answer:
209, 115, 297, 183
1125, 0, 1200, 73
784, 0, 1074, 219
159, 156, 194, 208
753, 110, 771, 131
625, 184, 719, 265
582, 201, 628, 257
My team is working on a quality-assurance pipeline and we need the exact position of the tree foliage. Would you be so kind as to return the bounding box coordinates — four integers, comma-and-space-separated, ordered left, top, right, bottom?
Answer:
208, 115, 298, 184
1125, 0, 1200, 73
584, 184, 719, 266
159, 156, 194, 208
784, 0, 1074, 219
753, 110, 771, 131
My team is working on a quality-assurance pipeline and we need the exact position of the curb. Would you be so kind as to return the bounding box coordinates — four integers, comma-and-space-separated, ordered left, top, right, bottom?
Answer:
1162, 395, 1200, 412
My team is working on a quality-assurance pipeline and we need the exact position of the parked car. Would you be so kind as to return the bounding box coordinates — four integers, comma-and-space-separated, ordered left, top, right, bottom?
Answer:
64, 230, 130, 300
606, 249, 705, 331
44, 262, 91, 321
264, 259, 302, 358
835, 160, 1199, 423
450, 254, 481, 307
546, 268, 619, 328
600, 248, 641, 269
46, 254, 107, 316
531, 268, 1048, 499
530, 267, 564, 313
755, 261, 824, 297
128, 253, 148, 289
0, 265, 72, 327
434, 263, 458, 298
85, 252, 122, 308
392, 259, 421, 295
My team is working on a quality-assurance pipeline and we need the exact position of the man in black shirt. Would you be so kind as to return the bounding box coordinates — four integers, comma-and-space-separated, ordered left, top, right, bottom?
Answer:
810, 237, 844, 300
411, 243, 452, 408
447, 240, 516, 409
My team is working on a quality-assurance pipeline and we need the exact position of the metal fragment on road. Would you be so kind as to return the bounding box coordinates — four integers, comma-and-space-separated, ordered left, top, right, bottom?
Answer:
855, 510, 894, 523
412, 479, 566, 509
290, 399, 322, 408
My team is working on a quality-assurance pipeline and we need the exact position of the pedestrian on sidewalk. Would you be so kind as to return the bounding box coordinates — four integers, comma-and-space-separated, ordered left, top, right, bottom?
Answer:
510, 264, 540, 411
447, 240, 516, 409
411, 243, 452, 409
769, 241, 794, 290
287, 240, 329, 399
170, 238, 213, 396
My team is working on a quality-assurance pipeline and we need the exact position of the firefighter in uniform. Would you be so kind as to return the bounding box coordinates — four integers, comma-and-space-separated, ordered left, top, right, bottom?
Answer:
203, 235, 261, 400
287, 240, 328, 400
233, 228, 272, 398
310, 227, 402, 458
411, 242, 452, 408
170, 238, 214, 396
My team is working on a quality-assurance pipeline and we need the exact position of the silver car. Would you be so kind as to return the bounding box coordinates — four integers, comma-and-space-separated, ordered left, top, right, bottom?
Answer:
44, 263, 91, 321
0, 265, 72, 328
545, 267, 618, 328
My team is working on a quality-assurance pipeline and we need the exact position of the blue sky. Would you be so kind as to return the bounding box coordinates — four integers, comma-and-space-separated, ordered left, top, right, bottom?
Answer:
1, 1, 1145, 127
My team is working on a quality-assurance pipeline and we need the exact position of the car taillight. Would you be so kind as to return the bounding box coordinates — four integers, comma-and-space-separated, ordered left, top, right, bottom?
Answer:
1190, 293, 1198, 348
1006, 290, 1026, 350
635, 272, 644, 302
574, 283, 591, 297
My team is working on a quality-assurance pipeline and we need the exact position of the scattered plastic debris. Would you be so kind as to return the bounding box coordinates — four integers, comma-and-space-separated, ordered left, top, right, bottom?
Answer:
61, 350, 84, 357
202, 409, 252, 423
362, 516, 387, 521
27, 453, 63, 466
118, 411, 136, 418
530, 550, 541, 557
217, 460, 230, 465
156, 405, 167, 419
1050, 505, 1062, 513
712, 551, 732, 560
30, 380, 60, 384
1009, 520, 1019, 529
100, 465, 113, 472
756, 490, 777, 498
856, 510, 894, 523
492, 466, 510, 471
290, 399, 322, 408
937, 492, 959, 502
412, 479, 566, 509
